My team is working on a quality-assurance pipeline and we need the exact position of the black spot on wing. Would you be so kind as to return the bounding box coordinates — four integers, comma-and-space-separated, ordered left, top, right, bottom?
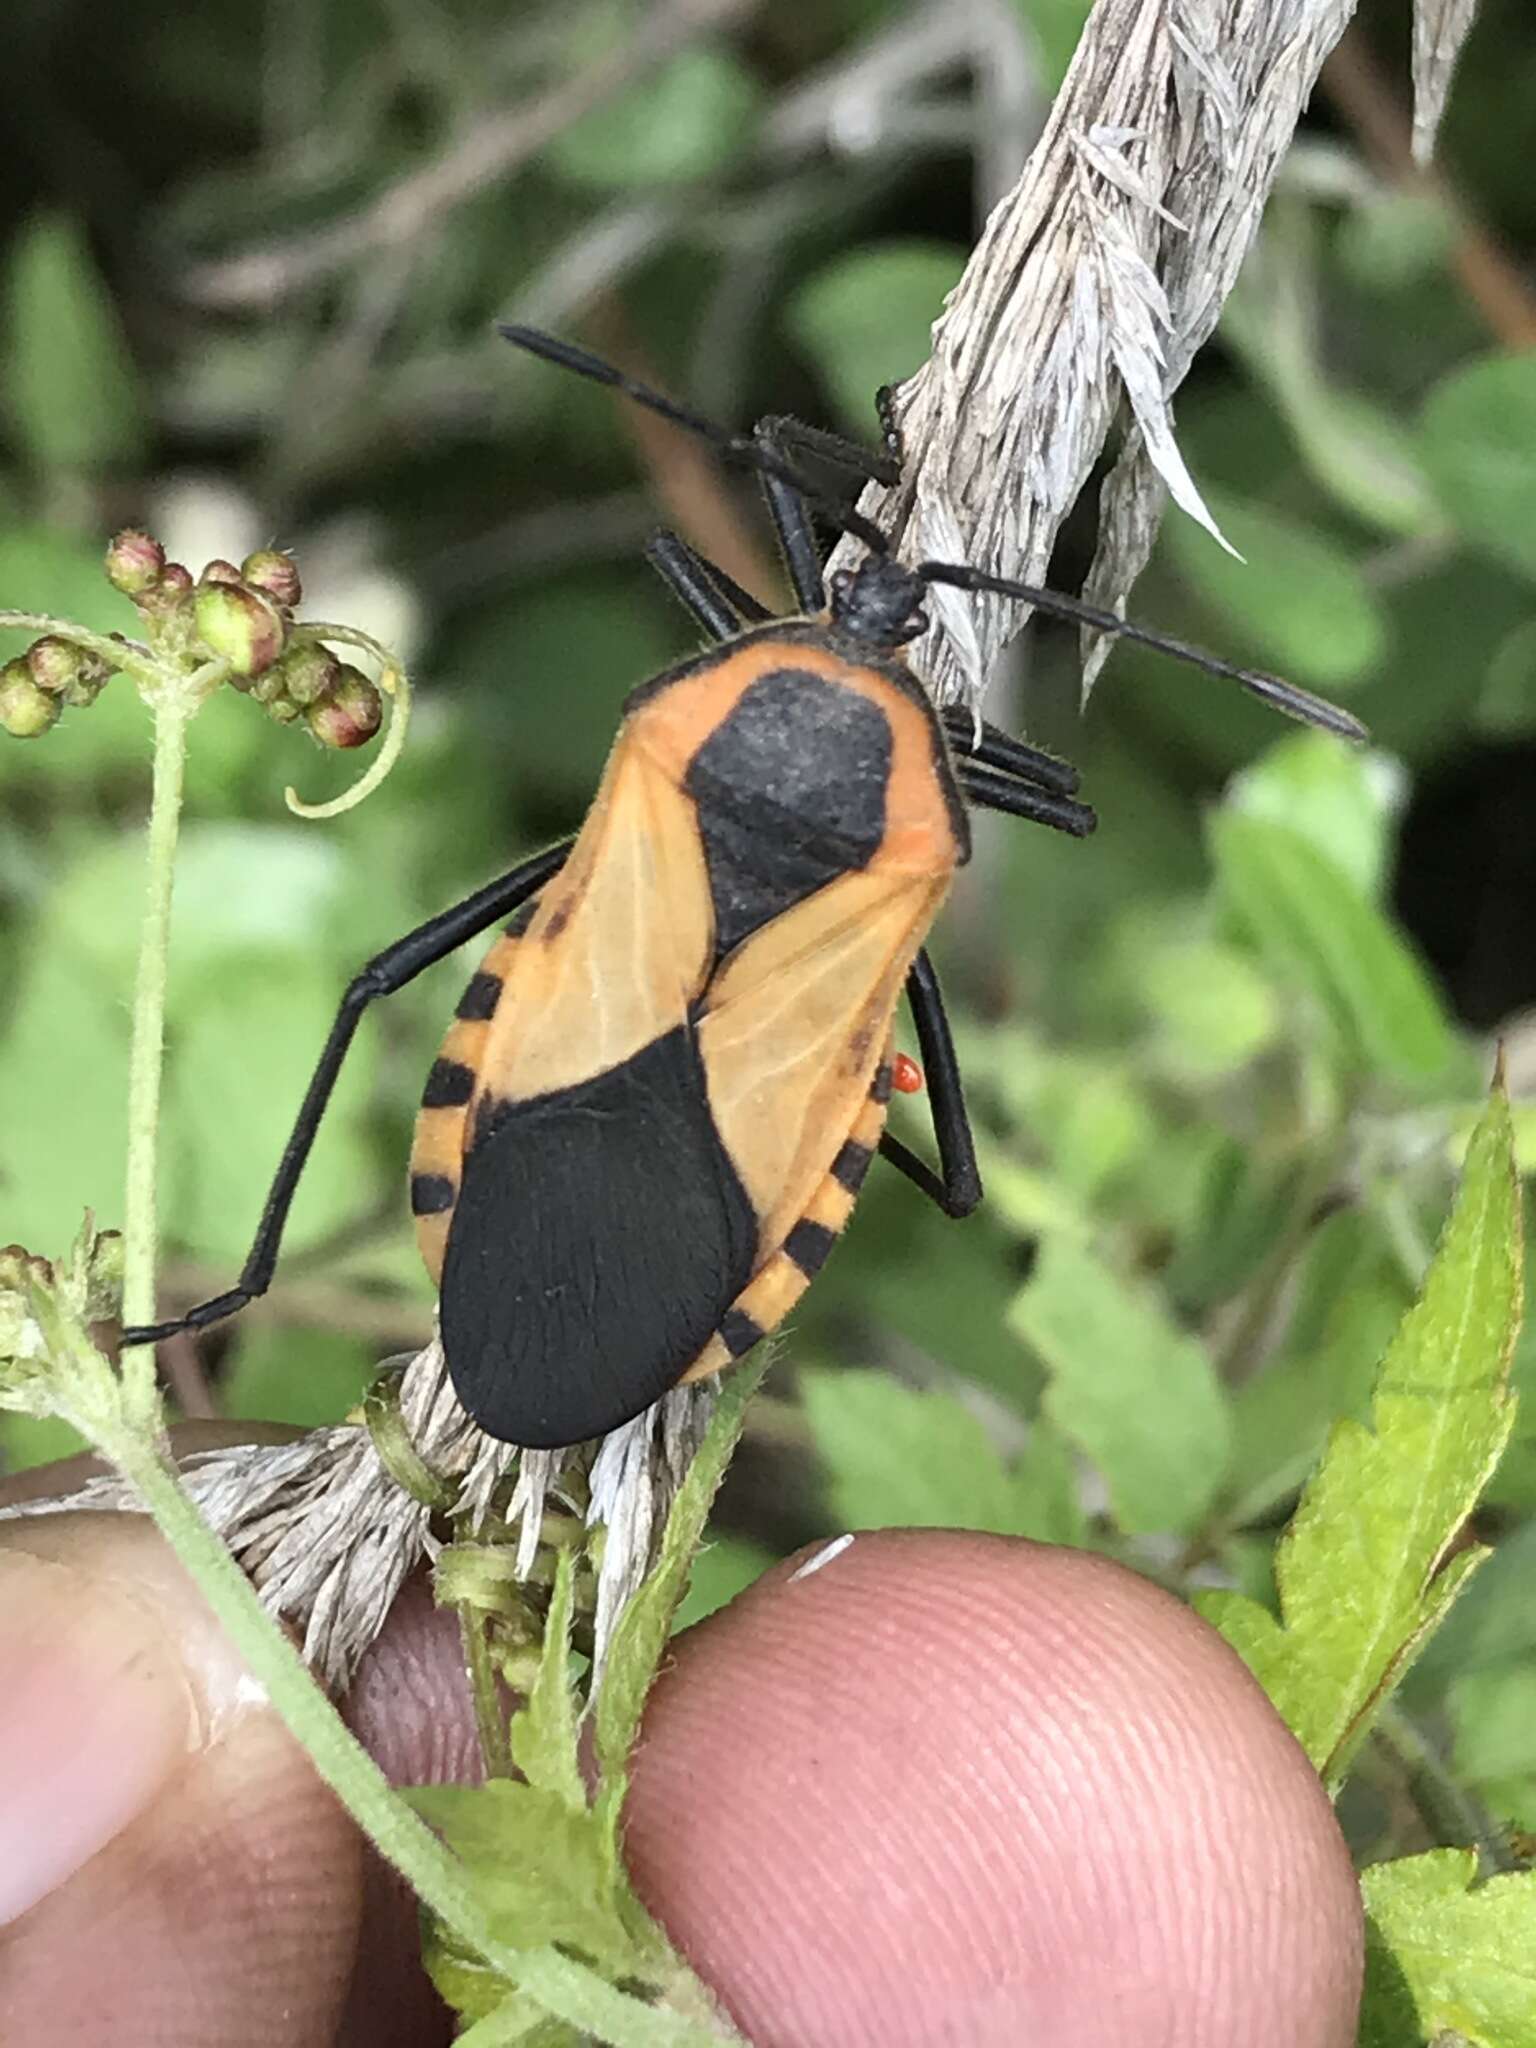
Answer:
684, 668, 890, 957
784, 1217, 837, 1277
440, 1024, 758, 1448
719, 1307, 765, 1359
831, 1140, 873, 1192
456, 971, 503, 1021
410, 1173, 456, 1215
422, 1058, 476, 1108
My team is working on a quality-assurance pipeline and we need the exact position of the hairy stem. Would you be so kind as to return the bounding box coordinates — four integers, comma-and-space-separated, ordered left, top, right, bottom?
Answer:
119, 697, 190, 1398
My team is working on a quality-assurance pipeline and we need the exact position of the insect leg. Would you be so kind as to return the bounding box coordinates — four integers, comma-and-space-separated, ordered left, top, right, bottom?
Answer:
645, 531, 770, 641
121, 840, 573, 1347
877, 949, 982, 1220
957, 760, 1097, 838
939, 707, 1082, 797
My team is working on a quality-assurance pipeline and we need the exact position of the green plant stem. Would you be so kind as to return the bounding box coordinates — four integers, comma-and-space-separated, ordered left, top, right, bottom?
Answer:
84, 1398, 728, 2045
460, 1606, 515, 1777
119, 696, 190, 1395
1375, 1702, 1520, 1877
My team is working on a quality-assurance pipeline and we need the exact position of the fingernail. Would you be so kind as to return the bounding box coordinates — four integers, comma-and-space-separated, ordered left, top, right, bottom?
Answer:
0, 1549, 196, 1926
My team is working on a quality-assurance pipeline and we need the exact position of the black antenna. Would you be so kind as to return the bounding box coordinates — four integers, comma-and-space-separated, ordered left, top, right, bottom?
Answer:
498, 324, 890, 555
499, 324, 1367, 743
919, 564, 1367, 742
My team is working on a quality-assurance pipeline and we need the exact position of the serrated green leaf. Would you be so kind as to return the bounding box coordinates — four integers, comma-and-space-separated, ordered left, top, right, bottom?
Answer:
4, 212, 146, 471
1360, 1849, 1536, 2047
785, 242, 964, 432
1210, 810, 1462, 1088
1008, 1236, 1231, 1533
1198, 1088, 1522, 1791
799, 1368, 1067, 1539
1406, 1522, 1536, 1701
1419, 352, 1536, 582
510, 1546, 585, 1811
407, 1780, 635, 1974
548, 47, 760, 190
1166, 492, 1386, 687
592, 1353, 768, 1857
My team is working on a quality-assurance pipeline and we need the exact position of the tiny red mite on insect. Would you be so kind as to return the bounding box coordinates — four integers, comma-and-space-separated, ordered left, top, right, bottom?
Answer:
892, 1053, 924, 1094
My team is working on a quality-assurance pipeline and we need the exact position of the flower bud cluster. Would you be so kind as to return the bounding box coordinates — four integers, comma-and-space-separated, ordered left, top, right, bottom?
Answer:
98, 530, 383, 751
0, 636, 116, 739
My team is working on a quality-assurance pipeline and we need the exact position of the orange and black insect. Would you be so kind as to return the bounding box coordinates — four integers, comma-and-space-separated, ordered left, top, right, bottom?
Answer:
124, 328, 1363, 1447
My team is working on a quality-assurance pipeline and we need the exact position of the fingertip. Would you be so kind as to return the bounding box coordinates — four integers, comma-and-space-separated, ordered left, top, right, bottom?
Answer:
625, 1531, 1362, 2048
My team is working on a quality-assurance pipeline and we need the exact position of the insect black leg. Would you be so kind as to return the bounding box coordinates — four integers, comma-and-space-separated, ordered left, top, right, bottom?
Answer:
939, 707, 1082, 798
121, 839, 573, 1347
757, 414, 900, 490
957, 760, 1097, 838
878, 949, 982, 1220
754, 463, 825, 614
645, 531, 769, 642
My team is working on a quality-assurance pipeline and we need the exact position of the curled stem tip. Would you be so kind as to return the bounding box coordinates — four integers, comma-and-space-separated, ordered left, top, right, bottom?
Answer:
285, 633, 411, 820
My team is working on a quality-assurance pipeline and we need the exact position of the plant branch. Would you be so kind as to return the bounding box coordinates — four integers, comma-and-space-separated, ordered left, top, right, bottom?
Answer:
184, 0, 760, 311
1320, 26, 1536, 348
119, 697, 191, 1399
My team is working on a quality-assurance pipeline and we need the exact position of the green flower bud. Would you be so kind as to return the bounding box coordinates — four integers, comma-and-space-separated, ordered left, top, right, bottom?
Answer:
105, 529, 165, 596
241, 549, 302, 610
306, 664, 383, 749
0, 659, 63, 738
195, 581, 286, 678
27, 636, 112, 707
265, 694, 303, 724
272, 641, 340, 708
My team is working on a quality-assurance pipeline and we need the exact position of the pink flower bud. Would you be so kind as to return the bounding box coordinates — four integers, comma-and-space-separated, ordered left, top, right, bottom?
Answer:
306, 664, 383, 748
201, 559, 244, 587
27, 636, 110, 704
273, 641, 340, 708
105, 529, 165, 597
241, 549, 302, 610
194, 582, 286, 678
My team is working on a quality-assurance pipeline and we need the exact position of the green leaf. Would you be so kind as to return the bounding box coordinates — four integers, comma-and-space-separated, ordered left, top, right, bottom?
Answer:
222, 1326, 374, 1430
1225, 1209, 1407, 1527
1225, 730, 1402, 901
1209, 810, 1463, 1088
548, 47, 761, 189
0, 939, 128, 1251
673, 1534, 774, 1632
408, 1780, 635, 1976
3, 212, 146, 471
1478, 616, 1536, 737
1008, 1236, 1231, 1534
1419, 352, 1536, 582
1449, 1662, 1536, 1786
0, 1410, 87, 1474
1137, 934, 1280, 1080
161, 958, 379, 1266
785, 242, 965, 432
1406, 1523, 1536, 1701
510, 1547, 586, 1812
592, 1353, 768, 1859
1199, 1087, 1522, 1791
1165, 492, 1386, 687
799, 1368, 1075, 1540
1360, 1850, 1536, 2047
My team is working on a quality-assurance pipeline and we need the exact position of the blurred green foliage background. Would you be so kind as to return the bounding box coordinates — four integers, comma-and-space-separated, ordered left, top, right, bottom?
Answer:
4, 0, 1536, 1865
